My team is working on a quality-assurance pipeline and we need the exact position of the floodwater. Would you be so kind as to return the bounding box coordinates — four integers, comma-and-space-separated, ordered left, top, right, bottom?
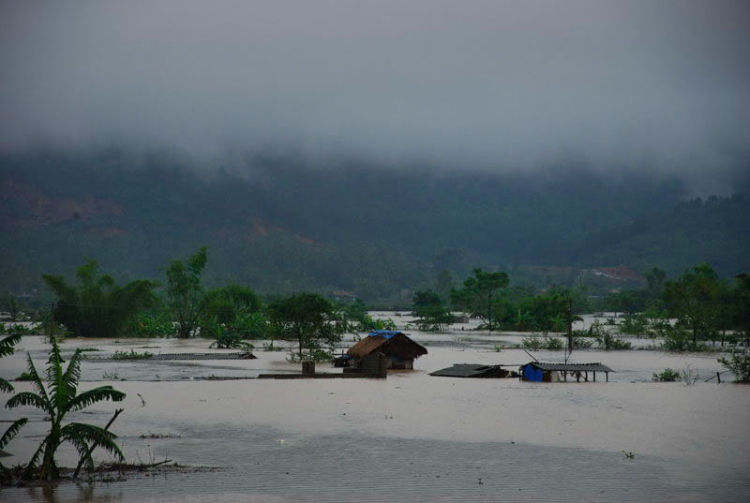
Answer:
1, 323, 749, 502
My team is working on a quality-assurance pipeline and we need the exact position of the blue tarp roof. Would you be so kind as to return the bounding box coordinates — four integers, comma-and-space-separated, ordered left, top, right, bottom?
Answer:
368, 330, 404, 339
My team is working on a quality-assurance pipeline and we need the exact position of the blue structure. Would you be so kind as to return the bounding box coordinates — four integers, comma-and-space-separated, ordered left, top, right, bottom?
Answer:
520, 362, 613, 382
521, 363, 545, 382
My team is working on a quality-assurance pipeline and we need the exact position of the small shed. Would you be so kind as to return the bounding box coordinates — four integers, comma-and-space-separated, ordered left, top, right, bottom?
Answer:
430, 364, 516, 378
520, 362, 613, 382
347, 330, 427, 370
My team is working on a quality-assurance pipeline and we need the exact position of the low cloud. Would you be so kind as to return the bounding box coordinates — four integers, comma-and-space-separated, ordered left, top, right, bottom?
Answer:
0, 0, 748, 186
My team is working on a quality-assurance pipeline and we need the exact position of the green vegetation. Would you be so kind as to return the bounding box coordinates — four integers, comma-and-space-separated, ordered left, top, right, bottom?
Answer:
718, 350, 750, 383
165, 247, 208, 339
595, 264, 750, 352
207, 324, 254, 350
411, 290, 453, 331
653, 369, 681, 382
268, 293, 344, 361
6, 339, 126, 480
126, 312, 177, 338
3, 294, 21, 321
0, 334, 29, 475
664, 264, 722, 351
451, 269, 509, 332
111, 349, 153, 360
521, 334, 565, 351
0, 323, 37, 336
595, 332, 633, 350
43, 260, 157, 338
1, 148, 748, 303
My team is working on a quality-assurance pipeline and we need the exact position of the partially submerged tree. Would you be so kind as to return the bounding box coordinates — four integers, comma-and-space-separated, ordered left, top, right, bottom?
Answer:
718, 349, 750, 383
43, 260, 157, 337
164, 247, 208, 338
664, 263, 722, 350
6, 339, 126, 480
412, 290, 453, 331
268, 293, 343, 361
451, 269, 509, 332
199, 283, 264, 342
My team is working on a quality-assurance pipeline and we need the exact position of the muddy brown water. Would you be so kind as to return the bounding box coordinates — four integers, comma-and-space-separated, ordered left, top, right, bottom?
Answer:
1, 334, 748, 502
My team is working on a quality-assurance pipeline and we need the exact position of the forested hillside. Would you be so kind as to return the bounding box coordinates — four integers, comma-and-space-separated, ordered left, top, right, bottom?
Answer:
1, 146, 748, 302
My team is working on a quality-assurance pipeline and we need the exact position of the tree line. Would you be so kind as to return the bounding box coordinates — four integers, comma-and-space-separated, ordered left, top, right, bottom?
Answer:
4, 249, 748, 357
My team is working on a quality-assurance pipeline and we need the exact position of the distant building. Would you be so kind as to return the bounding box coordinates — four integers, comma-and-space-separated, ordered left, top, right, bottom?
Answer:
347, 330, 427, 370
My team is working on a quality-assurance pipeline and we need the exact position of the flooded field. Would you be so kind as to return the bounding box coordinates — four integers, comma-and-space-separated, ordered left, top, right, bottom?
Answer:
1, 325, 749, 502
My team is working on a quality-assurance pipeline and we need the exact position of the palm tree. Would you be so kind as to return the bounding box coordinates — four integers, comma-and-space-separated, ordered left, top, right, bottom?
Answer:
6, 339, 126, 480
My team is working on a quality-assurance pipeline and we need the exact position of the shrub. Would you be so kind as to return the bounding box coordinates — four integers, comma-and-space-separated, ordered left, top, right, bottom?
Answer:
111, 349, 153, 360
662, 327, 709, 352
718, 350, 750, 383
126, 312, 177, 338
596, 332, 632, 350
522, 334, 564, 350
653, 368, 681, 382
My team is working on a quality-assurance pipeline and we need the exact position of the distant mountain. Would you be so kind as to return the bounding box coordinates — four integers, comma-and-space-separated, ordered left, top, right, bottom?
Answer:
1, 146, 748, 303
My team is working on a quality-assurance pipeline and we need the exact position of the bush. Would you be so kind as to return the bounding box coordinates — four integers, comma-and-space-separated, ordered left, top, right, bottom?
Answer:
619, 314, 651, 336
208, 325, 254, 350
662, 327, 709, 352
522, 334, 564, 350
287, 349, 334, 363
572, 337, 594, 349
111, 349, 153, 360
653, 368, 681, 382
596, 332, 632, 350
718, 350, 750, 383
126, 312, 177, 338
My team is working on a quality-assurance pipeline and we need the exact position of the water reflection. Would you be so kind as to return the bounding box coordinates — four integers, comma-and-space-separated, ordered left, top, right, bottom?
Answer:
25, 484, 123, 503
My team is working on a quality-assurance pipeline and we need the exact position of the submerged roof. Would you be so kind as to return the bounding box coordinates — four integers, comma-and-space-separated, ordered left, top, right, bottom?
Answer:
430, 364, 508, 378
347, 331, 427, 360
524, 362, 614, 372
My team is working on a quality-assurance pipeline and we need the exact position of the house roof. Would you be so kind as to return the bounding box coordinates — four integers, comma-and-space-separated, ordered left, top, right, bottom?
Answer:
430, 364, 506, 378
347, 332, 427, 360
523, 362, 614, 372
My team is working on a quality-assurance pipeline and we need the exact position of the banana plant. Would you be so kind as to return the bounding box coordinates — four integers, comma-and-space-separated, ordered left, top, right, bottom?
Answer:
6, 339, 126, 480
0, 333, 28, 473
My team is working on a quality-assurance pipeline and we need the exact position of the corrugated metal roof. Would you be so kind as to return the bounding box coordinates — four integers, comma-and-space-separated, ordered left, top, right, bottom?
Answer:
431, 364, 501, 377
524, 362, 614, 372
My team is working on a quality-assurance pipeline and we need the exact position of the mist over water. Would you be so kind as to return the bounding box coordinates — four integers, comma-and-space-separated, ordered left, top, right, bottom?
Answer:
1, 1, 749, 188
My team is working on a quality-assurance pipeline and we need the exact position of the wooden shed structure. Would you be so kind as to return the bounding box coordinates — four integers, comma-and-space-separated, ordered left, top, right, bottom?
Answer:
347, 330, 427, 370
520, 362, 613, 382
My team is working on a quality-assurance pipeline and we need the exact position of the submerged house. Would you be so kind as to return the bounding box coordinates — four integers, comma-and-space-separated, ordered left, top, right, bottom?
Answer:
520, 362, 613, 382
430, 364, 517, 378
347, 330, 428, 370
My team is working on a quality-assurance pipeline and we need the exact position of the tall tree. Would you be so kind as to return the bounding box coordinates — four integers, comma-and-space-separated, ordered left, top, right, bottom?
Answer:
165, 247, 208, 338
664, 263, 722, 350
268, 293, 343, 360
43, 261, 156, 338
451, 269, 509, 332
412, 290, 453, 331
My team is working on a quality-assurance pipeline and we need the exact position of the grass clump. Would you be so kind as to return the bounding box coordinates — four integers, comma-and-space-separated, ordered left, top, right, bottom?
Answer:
111, 349, 153, 360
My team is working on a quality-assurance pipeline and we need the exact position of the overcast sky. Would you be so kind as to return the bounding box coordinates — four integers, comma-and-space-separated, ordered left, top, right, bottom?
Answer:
1, 1, 748, 182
